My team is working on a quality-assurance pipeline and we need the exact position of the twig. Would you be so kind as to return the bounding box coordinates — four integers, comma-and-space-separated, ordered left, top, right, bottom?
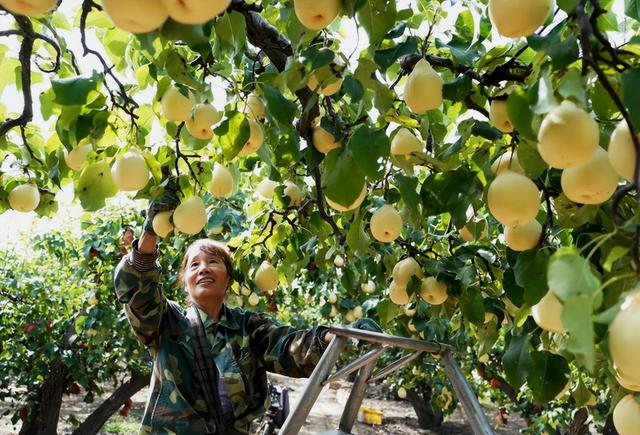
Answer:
79, 0, 139, 128
0, 16, 34, 139
172, 123, 201, 187
313, 167, 345, 245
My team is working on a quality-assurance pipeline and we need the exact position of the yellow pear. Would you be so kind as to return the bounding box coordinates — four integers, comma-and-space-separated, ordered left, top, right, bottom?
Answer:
161, 85, 194, 122
392, 257, 423, 287
491, 150, 524, 175
608, 121, 638, 181
403, 305, 416, 317
239, 119, 264, 156
293, 0, 341, 30
328, 293, 338, 304
489, 99, 514, 133
345, 309, 355, 323
397, 387, 407, 398
111, 150, 150, 191
312, 125, 342, 154
255, 261, 278, 294
161, 0, 231, 24
531, 291, 567, 333
362, 280, 376, 294
353, 305, 363, 320
370, 204, 403, 243
460, 218, 489, 242
284, 181, 303, 206
616, 369, 640, 392
488, 171, 540, 226
488, 0, 553, 38
329, 304, 338, 317
389, 281, 410, 305
257, 179, 278, 200
152, 211, 174, 238
391, 128, 423, 156
241, 93, 266, 120
537, 100, 599, 169
561, 147, 618, 205
420, 277, 448, 305
609, 292, 640, 381
8, 183, 40, 212
102, 0, 168, 33
403, 59, 443, 114
479, 354, 490, 363
0, 0, 56, 15
248, 291, 260, 306
185, 103, 220, 140
504, 219, 542, 251
333, 255, 345, 268
64, 143, 92, 171
308, 71, 343, 96
325, 185, 366, 212
613, 394, 640, 435
207, 163, 233, 198
173, 196, 207, 235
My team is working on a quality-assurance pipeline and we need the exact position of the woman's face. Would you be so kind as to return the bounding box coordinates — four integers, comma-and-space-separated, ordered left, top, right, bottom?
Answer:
184, 246, 230, 304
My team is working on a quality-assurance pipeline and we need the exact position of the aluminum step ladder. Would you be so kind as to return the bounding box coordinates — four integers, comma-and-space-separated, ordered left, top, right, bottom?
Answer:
278, 325, 494, 435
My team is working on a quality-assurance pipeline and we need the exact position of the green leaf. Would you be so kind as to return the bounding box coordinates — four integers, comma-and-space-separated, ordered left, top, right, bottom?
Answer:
214, 11, 247, 56
507, 88, 537, 142
553, 194, 599, 228
443, 75, 473, 102
395, 174, 421, 224
621, 68, 640, 130
562, 295, 595, 371
625, 0, 640, 20
273, 132, 302, 167
74, 161, 117, 211
165, 51, 201, 90
51, 72, 102, 106
373, 37, 418, 73
263, 84, 298, 127
502, 332, 533, 389
377, 299, 400, 328
435, 36, 480, 66
558, 0, 580, 13
420, 168, 479, 227
558, 68, 587, 106
357, 0, 397, 45
526, 351, 570, 403
322, 148, 366, 206
347, 209, 372, 254
514, 251, 549, 306
348, 126, 390, 179
342, 76, 365, 102
528, 29, 579, 70
548, 249, 600, 301
517, 139, 548, 179
460, 290, 485, 325
214, 111, 250, 161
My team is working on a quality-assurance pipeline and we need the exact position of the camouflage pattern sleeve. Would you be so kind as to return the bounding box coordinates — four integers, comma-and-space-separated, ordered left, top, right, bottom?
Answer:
113, 243, 167, 351
246, 312, 329, 377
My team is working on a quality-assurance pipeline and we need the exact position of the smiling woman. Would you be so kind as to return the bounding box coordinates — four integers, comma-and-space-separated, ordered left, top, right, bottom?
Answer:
112, 185, 347, 435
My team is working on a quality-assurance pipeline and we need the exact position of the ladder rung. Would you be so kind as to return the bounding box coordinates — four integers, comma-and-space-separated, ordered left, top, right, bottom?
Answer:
368, 350, 423, 383
322, 346, 387, 386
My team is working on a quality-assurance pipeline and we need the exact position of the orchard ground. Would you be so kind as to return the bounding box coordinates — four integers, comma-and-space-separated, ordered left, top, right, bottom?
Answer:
0, 373, 530, 435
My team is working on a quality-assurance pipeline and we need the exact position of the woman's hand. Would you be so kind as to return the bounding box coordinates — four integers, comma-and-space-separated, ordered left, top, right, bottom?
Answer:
142, 180, 181, 237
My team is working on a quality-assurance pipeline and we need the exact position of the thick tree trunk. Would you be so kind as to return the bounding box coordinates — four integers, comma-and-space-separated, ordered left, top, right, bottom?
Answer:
71, 371, 150, 435
405, 387, 443, 431
19, 361, 68, 435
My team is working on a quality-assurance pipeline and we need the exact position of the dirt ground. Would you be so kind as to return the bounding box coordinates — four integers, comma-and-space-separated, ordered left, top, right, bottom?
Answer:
0, 374, 525, 434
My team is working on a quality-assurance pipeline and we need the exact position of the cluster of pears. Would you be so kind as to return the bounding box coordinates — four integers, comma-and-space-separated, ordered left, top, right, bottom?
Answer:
0, 0, 56, 16
102, 0, 231, 34
487, 150, 542, 251
538, 100, 623, 205
488, 0, 553, 38
153, 195, 207, 237
161, 84, 225, 142
255, 178, 304, 206
388, 257, 448, 307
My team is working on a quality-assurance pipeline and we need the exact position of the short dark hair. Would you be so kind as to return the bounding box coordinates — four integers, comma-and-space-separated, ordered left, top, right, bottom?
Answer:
177, 239, 235, 289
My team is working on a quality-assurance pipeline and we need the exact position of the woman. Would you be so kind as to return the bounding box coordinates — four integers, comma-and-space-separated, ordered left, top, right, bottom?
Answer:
113, 186, 380, 434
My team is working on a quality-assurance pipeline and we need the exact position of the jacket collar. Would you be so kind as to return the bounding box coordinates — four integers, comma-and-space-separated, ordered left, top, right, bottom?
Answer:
194, 303, 241, 331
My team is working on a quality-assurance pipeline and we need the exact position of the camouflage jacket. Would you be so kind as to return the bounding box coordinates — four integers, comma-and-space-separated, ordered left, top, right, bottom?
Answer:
114, 247, 329, 434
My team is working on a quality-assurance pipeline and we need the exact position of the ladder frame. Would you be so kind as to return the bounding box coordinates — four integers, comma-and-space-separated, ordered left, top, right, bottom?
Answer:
278, 325, 494, 435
